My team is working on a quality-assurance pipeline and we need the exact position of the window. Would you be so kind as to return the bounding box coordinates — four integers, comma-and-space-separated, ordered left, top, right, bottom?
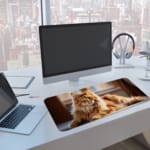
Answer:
48, 0, 150, 52
1, 0, 150, 71
0, 0, 41, 70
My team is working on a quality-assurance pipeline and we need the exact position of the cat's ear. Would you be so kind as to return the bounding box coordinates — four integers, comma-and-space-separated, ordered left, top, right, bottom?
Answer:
71, 92, 77, 98
81, 88, 91, 93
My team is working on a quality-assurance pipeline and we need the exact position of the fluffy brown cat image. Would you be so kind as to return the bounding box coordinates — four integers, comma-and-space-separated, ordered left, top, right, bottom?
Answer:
70, 88, 145, 128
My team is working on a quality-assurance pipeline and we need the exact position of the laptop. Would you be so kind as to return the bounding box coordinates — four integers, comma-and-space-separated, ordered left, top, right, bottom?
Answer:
0, 73, 47, 135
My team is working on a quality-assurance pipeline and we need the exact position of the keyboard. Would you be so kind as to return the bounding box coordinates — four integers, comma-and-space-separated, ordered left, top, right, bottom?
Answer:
0, 104, 34, 129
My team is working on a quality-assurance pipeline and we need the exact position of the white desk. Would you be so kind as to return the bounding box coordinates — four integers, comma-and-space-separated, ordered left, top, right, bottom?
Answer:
1, 57, 150, 150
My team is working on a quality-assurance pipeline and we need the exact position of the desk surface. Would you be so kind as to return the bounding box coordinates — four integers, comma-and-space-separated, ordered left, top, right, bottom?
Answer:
1, 57, 150, 150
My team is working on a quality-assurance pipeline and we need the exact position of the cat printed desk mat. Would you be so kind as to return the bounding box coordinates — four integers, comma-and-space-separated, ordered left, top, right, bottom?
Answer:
44, 78, 149, 131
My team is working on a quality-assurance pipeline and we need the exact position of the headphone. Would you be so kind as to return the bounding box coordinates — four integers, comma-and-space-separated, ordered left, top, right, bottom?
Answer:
112, 33, 135, 59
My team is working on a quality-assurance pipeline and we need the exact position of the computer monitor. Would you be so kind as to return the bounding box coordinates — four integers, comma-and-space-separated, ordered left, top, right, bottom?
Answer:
39, 22, 112, 84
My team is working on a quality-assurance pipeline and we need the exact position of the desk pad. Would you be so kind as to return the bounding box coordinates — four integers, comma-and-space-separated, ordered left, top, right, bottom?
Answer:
44, 78, 149, 131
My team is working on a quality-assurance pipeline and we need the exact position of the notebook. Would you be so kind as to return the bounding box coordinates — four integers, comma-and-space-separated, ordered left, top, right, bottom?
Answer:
0, 73, 47, 135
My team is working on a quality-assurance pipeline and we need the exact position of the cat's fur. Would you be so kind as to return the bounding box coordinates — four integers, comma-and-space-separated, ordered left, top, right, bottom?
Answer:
70, 88, 145, 128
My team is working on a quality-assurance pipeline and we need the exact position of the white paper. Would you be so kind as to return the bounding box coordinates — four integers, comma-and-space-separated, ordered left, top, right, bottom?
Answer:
6, 76, 35, 89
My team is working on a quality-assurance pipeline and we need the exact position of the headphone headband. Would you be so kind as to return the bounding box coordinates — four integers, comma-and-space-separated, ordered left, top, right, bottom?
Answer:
112, 33, 135, 50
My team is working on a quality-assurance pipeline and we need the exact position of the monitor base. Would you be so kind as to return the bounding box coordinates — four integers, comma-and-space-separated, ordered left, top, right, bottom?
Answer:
67, 78, 96, 91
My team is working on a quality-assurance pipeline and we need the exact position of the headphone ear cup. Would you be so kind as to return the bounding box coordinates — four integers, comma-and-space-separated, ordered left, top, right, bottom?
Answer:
125, 52, 132, 59
112, 33, 135, 60
113, 50, 120, 59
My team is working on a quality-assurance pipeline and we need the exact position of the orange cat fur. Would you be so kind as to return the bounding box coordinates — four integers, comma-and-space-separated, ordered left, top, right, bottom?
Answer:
70, 88, 145, 128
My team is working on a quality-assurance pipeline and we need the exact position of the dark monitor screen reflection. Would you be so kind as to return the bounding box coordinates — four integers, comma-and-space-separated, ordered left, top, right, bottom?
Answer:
39, 22, 112, 85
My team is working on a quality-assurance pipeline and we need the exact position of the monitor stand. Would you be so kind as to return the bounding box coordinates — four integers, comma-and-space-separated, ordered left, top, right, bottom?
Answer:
67, 78, 96, 91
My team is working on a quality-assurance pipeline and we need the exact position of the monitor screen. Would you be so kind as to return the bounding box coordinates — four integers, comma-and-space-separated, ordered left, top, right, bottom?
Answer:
39, 22, 112, 83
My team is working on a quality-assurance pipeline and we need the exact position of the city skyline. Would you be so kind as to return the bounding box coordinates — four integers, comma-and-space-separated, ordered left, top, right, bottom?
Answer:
0, 0, 150, 70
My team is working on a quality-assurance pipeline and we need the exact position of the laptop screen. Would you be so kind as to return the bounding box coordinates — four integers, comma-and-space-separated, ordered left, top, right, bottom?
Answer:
0, 73, 17, 120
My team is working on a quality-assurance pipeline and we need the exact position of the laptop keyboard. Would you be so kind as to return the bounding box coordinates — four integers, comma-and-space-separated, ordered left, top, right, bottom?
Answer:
0, 104, 34, 129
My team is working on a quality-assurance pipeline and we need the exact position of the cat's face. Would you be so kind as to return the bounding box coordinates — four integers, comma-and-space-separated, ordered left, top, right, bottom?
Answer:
71, 90, 98, 110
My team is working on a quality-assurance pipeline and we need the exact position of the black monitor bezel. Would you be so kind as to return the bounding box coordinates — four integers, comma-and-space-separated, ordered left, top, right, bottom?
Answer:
39, 22, 112, 78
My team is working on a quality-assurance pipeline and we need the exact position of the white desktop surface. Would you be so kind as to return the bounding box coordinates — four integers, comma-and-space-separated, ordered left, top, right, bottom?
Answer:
1, 57, 150, 150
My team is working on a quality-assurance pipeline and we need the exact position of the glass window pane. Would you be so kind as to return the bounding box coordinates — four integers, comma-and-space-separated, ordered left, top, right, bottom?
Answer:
0, 0, 41, 71
48, 0, 150, 53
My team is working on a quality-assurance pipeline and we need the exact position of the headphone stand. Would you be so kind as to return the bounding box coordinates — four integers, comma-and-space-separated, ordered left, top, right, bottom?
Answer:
113, 50, 134, 68
113, 64, 134, 69
112, 33, 135, 69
